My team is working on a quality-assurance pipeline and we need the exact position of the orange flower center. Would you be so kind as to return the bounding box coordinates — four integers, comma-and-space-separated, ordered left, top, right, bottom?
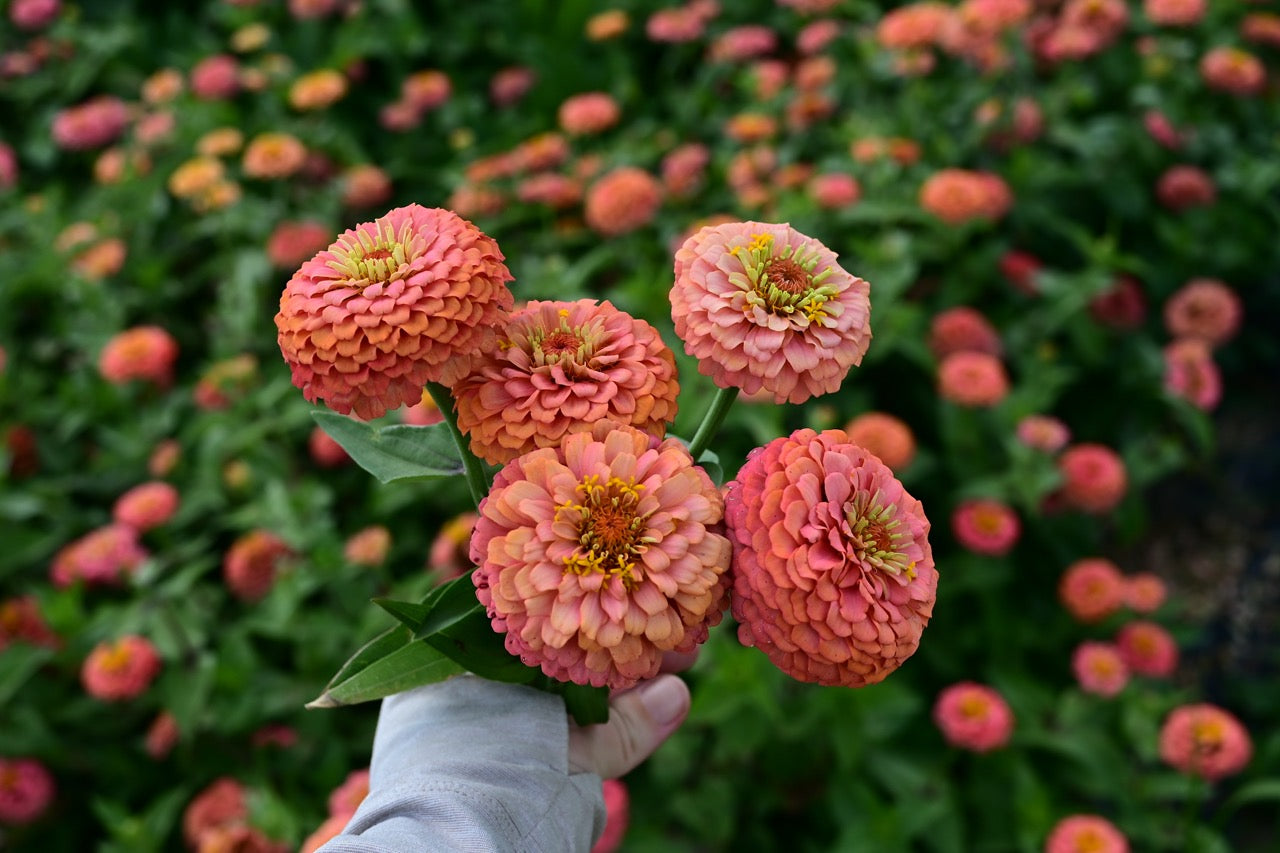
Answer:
1073, 830, 1106, 853
845, 492, 916, 580
732, 232, 837, 324
973, 507, 1004, 535
98, 642, 134, 674
1192, 719, 1225, 753
556, 475, 652, 588
541, 331, 581, 356
958, 694, 989, 719
764, 257, 812, 294
0, 766, 18, 790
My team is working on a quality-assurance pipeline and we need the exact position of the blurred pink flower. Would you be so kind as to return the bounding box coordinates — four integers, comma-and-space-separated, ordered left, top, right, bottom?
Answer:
1159, 703, 1252, 781
1163, 278, 1241, 347
1200, 47, 1266, 95
0, 596, 59, 650
308, 425, 350, 468
1089, 275, 1146, 330
919, 169, 1012, 224
223, 530, 291, 601
877, 2, 954, 49
113, 481, 180, 532
843, 412, 916, 472
51, 96, 129, 151
1059, 558, 1126, 622
429, 512, 477, 581
328, 769, 370, 818
9, 0, 61, 30
471, 421, 731, 689
584, 167, 662, 236
183, 778, 248, 849
191, 54, 240, 100
516, 173, 581, 209
1116, 620, 1178, 677
401, 70, 451, 111
1124, 572, 1166, 613
558, 92, 620, 135
145, 711, 180, 759
242, 132, 307, 179
933, 682, 1015, 752
951, 499, 1020, 556
929, 306, 1001, 359
1058, 444, 1127, 513
275, 204, 514, 419
937, 351, 1009, 407
0, 141, 17, 189
647, 7, 705, 43
82, 635, 162, 701
490, 66, 535, 106
661, 143, 710, 197
51, 524, 148, 587
341, 164, 392, 209
727, 429, 937, 687
1016, 415, 1070, 454
709, 25, 777, 61
1157, 165, 1216, 211
1242, 13, 1280, 48
1045, 815, 1129, 853
266, 221, 332, 269
1163, 339, 1221, 411
148, 439, 181, 478
671, 221, 871, 404
453, 299, 679, 465
592, 779, 630, 853
999, 250, 1042, 295
1143, 110, 1185, 150
0, 757, 54, 824
1072, 641, 1129, 697
808, 173, 861, 209
343, 526, 390, 568
289, 0, 339, 19
797, 19, 840, 54
1144, 0, 1204, 26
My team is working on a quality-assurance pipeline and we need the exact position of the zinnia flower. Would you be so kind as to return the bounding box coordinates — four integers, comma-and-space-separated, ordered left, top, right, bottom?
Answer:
343, 524, 390, 565
288, 69, 347, 111
1124, 572, 1166, 613
951, 498, 1020, 556
223, 530, 292, 601
275, 204, 515, 420
453, 299, 679, 465
929, 306, 1002, 358
327, 769, 370, 818
266, 221, 332, 269
727, 428, 936, 687
1163, 339, 1221, 411
113, 481, 180, 531
919, 169, 1012, 224
1200, 47, 1266, 95
808, 173, 861, 210
592, 779, 630, 853
50, 524, 148, 587
81, 634, 162, 701
1016, 415, 1070, 453
308, 425, 350, 467
1116, 620, 1178, 677
9, 0, 61, 31
471, 421, 731, 689
430, 512, 477, 581
1163, 279, 1241, 347
1071, 641, 1129, 697
183, 778, 247, 849
242, 132, 307, 179
1145, 0, 1204, 26
999, 250, 1042, 295
843, 412, 916, 472
671, 222, 872, 404
1089, 275, 1146, 330
933, 682, 1015, 752
1159, 703, 1252, 781
145, 711, 180, 759
191, 54, 240, 100
0, 596, 58, 650
1059, 558, 1126, 622
341, 164, 393, 209
51, 96, 129, 151
937, 351, 1009, 407
99, 326, 179, 387
1045, 815, 1129, 853
1157, 165, 1216, 211
584, 167, 663, 236
558, 92, 621, 135
1058, 443, 1127, 513
0, 758, 54, 825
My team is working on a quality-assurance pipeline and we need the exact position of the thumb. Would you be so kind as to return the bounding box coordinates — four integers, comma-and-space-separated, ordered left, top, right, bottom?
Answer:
567, 674, 691, 779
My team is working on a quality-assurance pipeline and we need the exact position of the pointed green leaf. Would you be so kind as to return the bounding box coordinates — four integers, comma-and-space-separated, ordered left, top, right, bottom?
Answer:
546, 680, 611, 726
323, 626, 413, 691
425, 608, 537, 684
1216, 778, 1280, 822
413, 574, 483, 640
307, 639, 464, 708
373, 598, 432, 632
312, 411, 464, 484
0, 644, 55, 707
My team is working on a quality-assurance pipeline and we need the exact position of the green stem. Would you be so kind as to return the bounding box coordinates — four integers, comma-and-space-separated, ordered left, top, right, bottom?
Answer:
425, 381, 489, 510
1182, 773, 1204, 847
688, 385, 739, 460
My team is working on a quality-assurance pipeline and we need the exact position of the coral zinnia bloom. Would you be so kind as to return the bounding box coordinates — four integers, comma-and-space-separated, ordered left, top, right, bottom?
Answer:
1045, 815, 1129, 853
454, 299, 679, 465
113, 481, 180, 531
933, 682, 1015, 752
1163, 278, 1241, 347
1116, 620, 1178, 677
81, 634, 162, 701
1072, 641, 1129, 697
50, 524, 148, 587
471, 421, 731, 689
183, 778, 248, 849
275, 204, 514, 420
1159, 703, 1252, 781
584, 167, 662, 236
937, 351, 1009, 407
843, 412, 916, 472
1059, 558, 1126, 622
0, 757, 54, 825
951, 498, 1020, 556
1058, 443, 1127, 513
99, 325, 179, 387
727, 429, 936, 687
1124, 572, 1166, 613
224, 530, 292, 601
593, 779, 630, 853
671, 222, 871, 404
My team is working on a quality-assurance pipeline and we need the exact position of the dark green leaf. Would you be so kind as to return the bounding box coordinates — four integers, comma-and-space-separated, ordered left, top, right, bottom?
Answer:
696, 448, 724, 488
0, 644, 55, 707
414, 574, 483, 640
320, 626, 412, 696
1216, 778, 1280, 822
311, 411, 464, 484
373, 598, 433, 632
307, 638, 463, 708
545, 680, 611, 727
425, 608, 537, 684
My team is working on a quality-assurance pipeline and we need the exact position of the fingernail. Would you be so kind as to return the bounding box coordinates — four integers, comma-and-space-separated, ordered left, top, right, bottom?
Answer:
638, 675, 689, 729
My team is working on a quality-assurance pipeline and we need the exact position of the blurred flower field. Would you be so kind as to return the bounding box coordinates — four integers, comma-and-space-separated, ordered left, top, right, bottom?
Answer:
2, 0, 1280, 850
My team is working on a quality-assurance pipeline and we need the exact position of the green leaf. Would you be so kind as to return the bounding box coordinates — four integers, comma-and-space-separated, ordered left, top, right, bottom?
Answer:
311, 411, 464, 484
321, 626, 413, 694
1216, 778, 1280, 822
545, 679, 611, 727
373, 598, 433, 632
425, 608, 537, 684
307, 637, 463, 708
414, 574, 483, 640
0, 644, 55, 707
696, 448, 724, 487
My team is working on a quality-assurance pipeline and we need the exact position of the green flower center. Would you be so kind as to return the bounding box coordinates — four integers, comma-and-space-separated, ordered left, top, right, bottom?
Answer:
845, 490, 916, 579
327, 220, 417, 285
732, 232, 838, 324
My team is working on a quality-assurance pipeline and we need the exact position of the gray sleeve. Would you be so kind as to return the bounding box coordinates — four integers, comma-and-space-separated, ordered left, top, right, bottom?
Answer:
318, 676, 607, 853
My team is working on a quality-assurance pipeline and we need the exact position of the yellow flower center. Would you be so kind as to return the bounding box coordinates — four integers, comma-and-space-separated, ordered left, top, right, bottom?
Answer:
1073, 830, 1106, 853
845, 489, 916, 580
327, 220, 417, 286
98, 642, 134, 674
1192, 718, 1225, 753
958, 694, 989, 719
556, 475, 653, 588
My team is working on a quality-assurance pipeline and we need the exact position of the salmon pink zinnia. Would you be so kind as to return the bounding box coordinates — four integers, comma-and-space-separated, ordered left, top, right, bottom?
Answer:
81, 634, 162, 701
1116, 620, 1178, 677
454, 299, 679, 465
671, 222, 871, 404
1072, 641, 1129, 697
471, 421, 731, 689
727, 429, 936, 687
1159, 703, 1252, 781
0, 757, 54, 825
933, 682, 1015, 752
275, 204, 515, 420
1059, 558, 1126, 623
951, 498, 1020, 556
1045, 815, 1129, 853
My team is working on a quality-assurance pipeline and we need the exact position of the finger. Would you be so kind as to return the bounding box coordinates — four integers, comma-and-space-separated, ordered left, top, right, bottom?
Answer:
659, 649, 698, 674
567, 674, 691, 779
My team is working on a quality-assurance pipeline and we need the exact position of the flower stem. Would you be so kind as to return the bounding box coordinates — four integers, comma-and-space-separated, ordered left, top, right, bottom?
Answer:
688, 385, 740, 461
425, 381, 489, 510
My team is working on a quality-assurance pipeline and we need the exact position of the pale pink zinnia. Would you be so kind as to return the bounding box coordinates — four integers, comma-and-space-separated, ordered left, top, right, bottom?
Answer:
1071, 641, 1129, 697
727, 429, 936, 687
454, 299, 679, 465
671, 222, 871, 404
951, 498, 1020, 556
933, 682, 1015, 752
1058, 443, 1127, 513
584, 167, 663, 237
50, 523, 148, 587
81, 634, 162, 701
558, 92, 621, 136
113, 481, 180, 532
343, 525, 391, 567
843, 412, 916, 472
1116, 620, 1178, 677
275, 204, 514, 419
471, 421, 731, 689
1059, 558, 1126, 623
1016, 415, 1070, 454
1163, 278, 1242, 347
1159, 703, 1252, 781
1045, 815, 1129, 853
937, 351, 1009, 407
0, 758, 54, 825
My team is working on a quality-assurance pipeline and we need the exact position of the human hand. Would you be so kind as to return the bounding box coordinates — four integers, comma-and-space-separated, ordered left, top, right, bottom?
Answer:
568, 651, 697, 779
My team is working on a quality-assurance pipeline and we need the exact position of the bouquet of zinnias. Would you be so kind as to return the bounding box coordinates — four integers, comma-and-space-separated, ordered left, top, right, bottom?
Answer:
275, 204, 937, 721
